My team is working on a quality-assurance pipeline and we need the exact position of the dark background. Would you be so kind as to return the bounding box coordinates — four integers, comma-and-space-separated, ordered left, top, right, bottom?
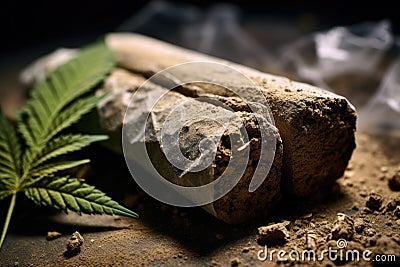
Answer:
1, 0, 398, 68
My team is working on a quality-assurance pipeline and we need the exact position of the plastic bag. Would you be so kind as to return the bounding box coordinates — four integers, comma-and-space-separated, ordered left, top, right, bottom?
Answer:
358, 56, 400, 133
280, 20, 394, 108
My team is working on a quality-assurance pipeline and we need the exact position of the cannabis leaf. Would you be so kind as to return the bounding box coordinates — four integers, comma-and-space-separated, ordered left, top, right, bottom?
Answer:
25, 177, 136, 217
0, 41, 138, 249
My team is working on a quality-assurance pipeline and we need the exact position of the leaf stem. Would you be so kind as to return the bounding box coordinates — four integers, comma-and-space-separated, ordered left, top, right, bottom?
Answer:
0, 193, 17, 249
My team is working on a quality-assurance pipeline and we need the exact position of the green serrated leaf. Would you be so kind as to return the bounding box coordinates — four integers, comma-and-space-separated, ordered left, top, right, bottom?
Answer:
24, 177, 138, 218
0, 175, 15, 188
31, 134, 108, 168
0, 177, 13, 200
0, 41, 137, 251
20, 42, 114, 149
29, 160, 90, 179
17, 121, 35, 148
18, 41, 114, 167
0, 112, 22, 184
44, 95, 105, 144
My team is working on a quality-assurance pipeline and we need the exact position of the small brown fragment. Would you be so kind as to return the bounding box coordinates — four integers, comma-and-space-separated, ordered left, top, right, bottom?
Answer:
257, 222, 289, 244
241, 247, 250, 253
394, 206, 400, 218
301, 213, 313, 219
354, 218, 365, 234
331, 213, 355, 240
388, 171, 400, 191
46, 231, 62, 241
305, 230, 317, 250
365, 228, 376, 237
385, 199, 397, 212
230, 257, 241, 267
66, 231, 84, 256
366, 193, 384, 211
210, 259, 221, 266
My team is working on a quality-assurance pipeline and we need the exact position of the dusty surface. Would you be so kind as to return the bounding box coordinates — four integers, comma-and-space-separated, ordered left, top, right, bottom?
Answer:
0, 131, 399, 266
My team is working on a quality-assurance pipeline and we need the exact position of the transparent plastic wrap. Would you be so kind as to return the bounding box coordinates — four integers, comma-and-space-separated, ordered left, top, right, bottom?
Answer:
358, 56, 400, 133
280, 20, 393, 108
280, 20, 400, 134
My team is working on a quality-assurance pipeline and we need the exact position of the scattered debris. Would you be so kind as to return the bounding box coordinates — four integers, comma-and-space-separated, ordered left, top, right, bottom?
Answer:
305, 230, 317, 250
241, 247, 250, 253
331, 213, 355, 240
257, 221, 290, 244
388, 171, 400, 191
46, 231, 62, 241
230, 257, 241, 267
66, 231, 84, 256
361, 207, 372, 214
293, 219, 303, 228
300, 213, 313, 219
210, 259, 220, 266
365, 228, 376, 237
365, 192, 383, 211
359, 191, 367, 197
385, 199, 397, 212
354, 218, 365, 233
394, 206, 400, 218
